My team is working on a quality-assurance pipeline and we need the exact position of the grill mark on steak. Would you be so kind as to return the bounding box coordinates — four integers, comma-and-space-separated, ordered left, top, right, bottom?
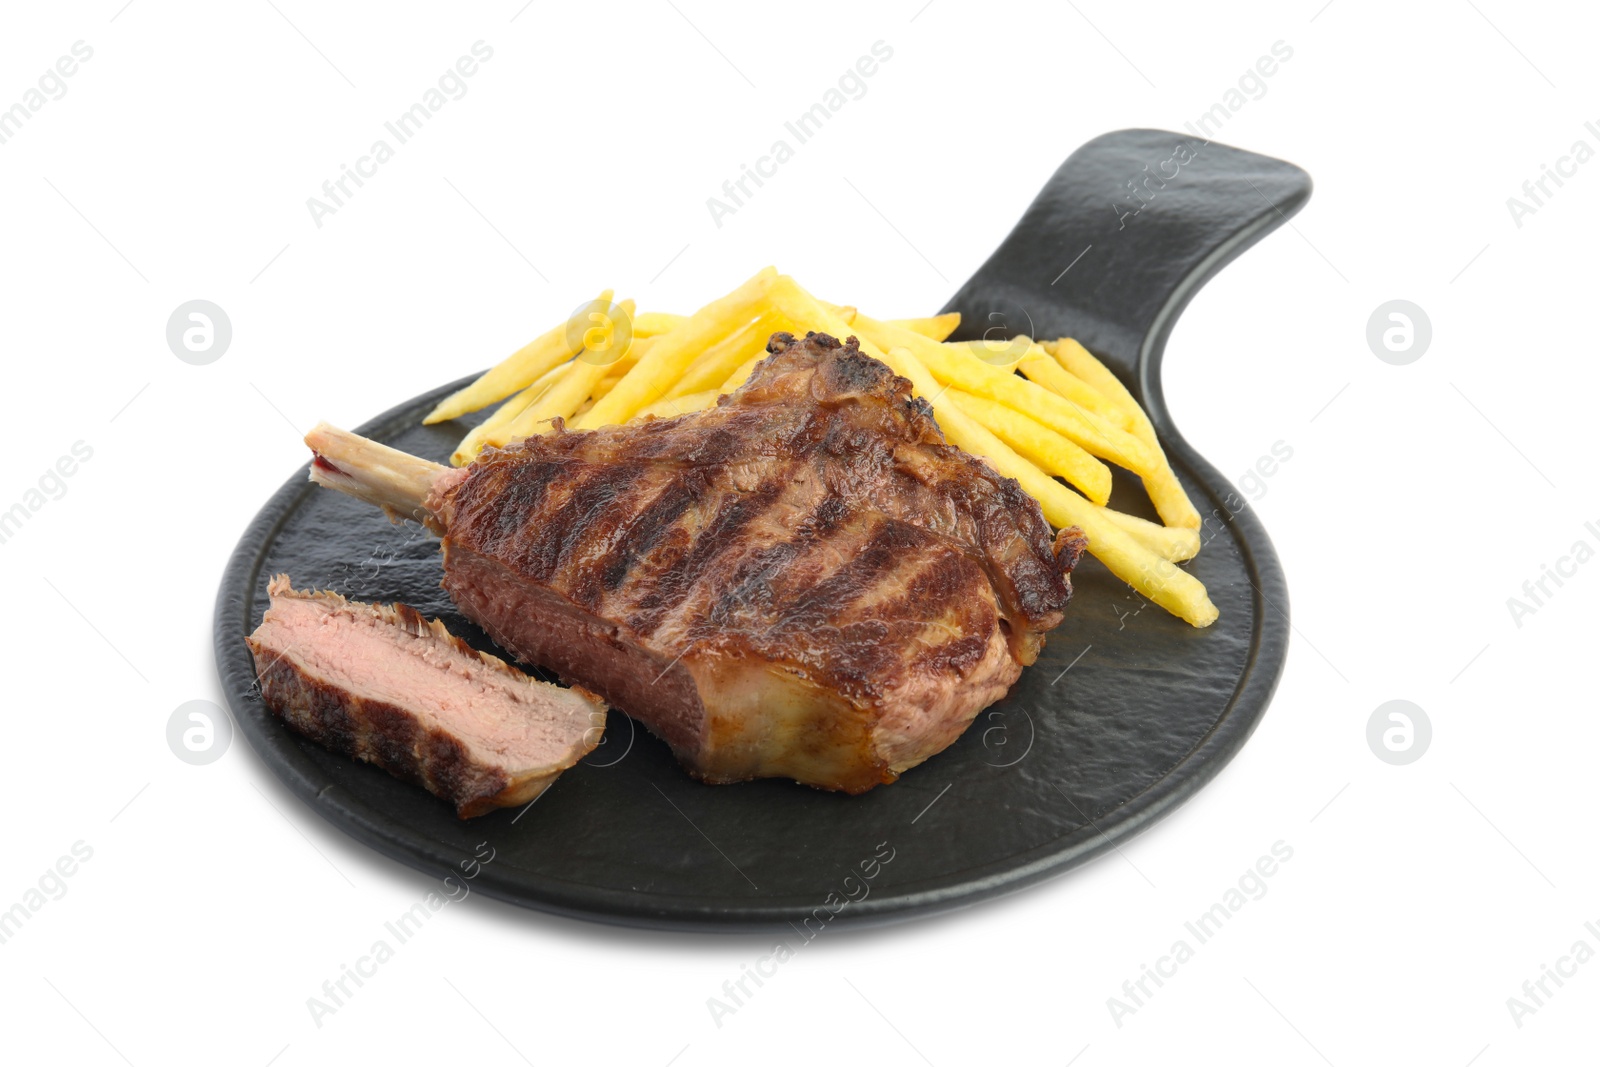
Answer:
598, 474, 701, 591
705, 538, 805, 630
835, 535, 997, 690
694, 516, 998, 705
908, 627, 994, 680
454, 457, 567, 550
773, 516, 918, 626
898, 552, 1001, 675
797, 493, 850, 538
666, 424, 743, 468
517, 462, 644, 583
627, 480, 786, 639
543, 464, 659, 606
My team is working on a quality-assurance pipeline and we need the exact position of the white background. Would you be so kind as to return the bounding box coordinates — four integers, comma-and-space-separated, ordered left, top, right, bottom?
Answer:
1, 1, 1594, 1063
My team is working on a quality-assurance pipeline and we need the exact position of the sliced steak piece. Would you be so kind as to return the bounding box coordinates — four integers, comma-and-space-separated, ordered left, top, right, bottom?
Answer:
305, 331, 1085, 794
246, 575, 605, 817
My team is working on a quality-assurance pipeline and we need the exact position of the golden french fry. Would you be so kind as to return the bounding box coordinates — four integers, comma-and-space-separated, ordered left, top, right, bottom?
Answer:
606, 333, 648, 377
449, 361, 569, 466
633, 311, 686, 337
1050, 337, 1201, 530
1098, 506, 1201, 562
956, 337, 1135, 429
592, 337, 652, 400
451, 317, 653, 464
505, 355, 613, 439
768, 280, 876, 351
886, 312, 961, 341
1002, 346, 1136, 431
666, 310, 790, 399
593, 337, 654, 401
637, 389, 720, 420
425, 289, 612, 424
572, 268, 777, 429
946, 389, 1112, 505
852, 316, 1154, 473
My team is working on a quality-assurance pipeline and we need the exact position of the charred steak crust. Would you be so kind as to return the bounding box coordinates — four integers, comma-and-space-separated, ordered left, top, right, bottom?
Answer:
431, 332, 1085, 793
247, 576, 605, 817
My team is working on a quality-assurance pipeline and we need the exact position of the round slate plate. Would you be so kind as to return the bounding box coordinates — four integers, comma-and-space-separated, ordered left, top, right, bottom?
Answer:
215, 130, 1307, 932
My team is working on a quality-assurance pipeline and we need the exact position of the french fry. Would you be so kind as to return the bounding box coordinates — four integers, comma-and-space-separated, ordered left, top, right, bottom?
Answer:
594, 337, 654, 401
605, 333, 648, 378
852, 315, 1155, 473
886, 312, 961, 341
770, 281, 889, 358
665, 310, 790, 399
504, 350, 620, 440
425, 289, 612, 424
575, 333, 646, 400
1049, 337, 1202, 530
633, 311, 686, 337
571, 268, 777, 429
449, 361, 569, 466
520, 362, 608, 433
637, 389, 720, 419
1005, 346, 1136, 432
955, 337, 1135, 429
1098, 506, 1201, 562
450, 324, 655, 463
946, 389, 1112, 505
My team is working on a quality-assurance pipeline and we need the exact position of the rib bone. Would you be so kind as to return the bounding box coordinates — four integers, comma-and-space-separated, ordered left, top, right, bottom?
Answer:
305, 422, 448, 532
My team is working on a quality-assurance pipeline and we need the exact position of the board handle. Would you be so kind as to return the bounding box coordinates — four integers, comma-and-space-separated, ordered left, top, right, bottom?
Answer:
941, 129, 1312, 413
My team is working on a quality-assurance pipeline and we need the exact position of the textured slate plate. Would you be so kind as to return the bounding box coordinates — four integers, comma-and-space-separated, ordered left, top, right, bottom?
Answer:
215, 130, 1307, 932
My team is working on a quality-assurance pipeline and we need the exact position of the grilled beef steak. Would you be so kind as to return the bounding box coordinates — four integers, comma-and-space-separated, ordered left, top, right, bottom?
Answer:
247, 575, 605, 816
305, 332, 1086, 793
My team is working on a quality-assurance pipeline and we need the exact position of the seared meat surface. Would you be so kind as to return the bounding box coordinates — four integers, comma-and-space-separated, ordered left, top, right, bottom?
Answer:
418, 331, 1085, 792
247, 575, 606, 816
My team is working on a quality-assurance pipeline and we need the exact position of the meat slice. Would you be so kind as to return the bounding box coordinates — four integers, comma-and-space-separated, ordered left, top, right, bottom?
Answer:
246, 575, 605, 817
306, 331, 1086, 794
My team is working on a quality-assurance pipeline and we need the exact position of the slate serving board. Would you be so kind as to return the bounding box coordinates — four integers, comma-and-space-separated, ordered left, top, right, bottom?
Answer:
215, 129, 1307, 931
